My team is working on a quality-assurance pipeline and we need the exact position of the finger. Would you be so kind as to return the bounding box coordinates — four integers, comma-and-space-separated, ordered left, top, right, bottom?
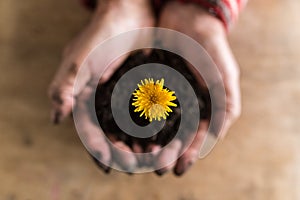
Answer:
48, 29, 94, 123
146, 143, 161, 156
110, 139, 138, 173
48, 48, 127, 124
90, 151, 111, 174
49, 87, 73, 124
49, 60, 91, 124
154, 139, 182, 176
73, 86, 112, 171
141, 143, 161, 167
132, 141, 144, 154
132, 141, 146, 167
220, 75, 241, 139
208, 35, 241, 138
174, 121, 208, 176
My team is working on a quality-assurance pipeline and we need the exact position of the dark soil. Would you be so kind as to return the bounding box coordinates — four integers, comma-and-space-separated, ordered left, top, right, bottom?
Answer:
95, 49, 211, 151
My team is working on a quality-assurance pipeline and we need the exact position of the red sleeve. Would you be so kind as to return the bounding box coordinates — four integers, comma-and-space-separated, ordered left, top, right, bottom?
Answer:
178, 0, 248, 30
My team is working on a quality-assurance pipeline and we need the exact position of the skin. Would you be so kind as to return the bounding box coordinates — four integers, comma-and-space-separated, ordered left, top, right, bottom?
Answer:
49, 0, 155, 172
49, 0, 241, 175
153, 1, 241, 176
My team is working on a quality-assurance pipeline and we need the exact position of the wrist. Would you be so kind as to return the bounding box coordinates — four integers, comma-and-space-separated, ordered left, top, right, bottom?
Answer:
193, 9, 227, 45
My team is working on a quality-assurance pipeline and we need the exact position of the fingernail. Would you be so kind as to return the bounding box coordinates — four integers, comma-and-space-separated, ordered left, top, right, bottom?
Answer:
52, 111, 61, 125
155, 169, 167, 176
122, 164, 137, 174
127, 172, 133, 176
96, 161, 111, 174
174, 168, 185, 176
103, 167, 111, 174
91, 153, 111, 174
174, 162, 192, 176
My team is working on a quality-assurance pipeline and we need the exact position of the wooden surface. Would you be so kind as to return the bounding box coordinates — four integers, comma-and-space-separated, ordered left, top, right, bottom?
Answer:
0, 0, 300, 199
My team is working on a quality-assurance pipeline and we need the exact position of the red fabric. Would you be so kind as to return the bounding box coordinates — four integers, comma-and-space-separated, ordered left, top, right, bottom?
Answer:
180, 0, 231, 29
153, 0, 247, 29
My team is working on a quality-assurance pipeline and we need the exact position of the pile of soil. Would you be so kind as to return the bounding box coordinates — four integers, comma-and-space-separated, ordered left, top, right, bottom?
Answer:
95, 49, 211, 150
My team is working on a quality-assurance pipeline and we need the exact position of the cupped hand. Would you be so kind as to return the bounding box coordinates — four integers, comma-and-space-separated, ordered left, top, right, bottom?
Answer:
48, 0, 154, 173
150, 1, 241, 176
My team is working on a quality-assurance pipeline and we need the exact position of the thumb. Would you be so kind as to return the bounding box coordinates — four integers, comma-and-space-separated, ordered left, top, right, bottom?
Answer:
48, 61, 91, 124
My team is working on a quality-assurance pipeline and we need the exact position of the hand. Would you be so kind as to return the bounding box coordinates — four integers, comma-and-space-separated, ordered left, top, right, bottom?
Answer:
48, 0, 154, 173
151, 1, 241, 176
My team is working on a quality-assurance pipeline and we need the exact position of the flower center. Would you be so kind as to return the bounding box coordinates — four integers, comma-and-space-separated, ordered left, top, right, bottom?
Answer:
149, 104, 165, 120
149, 94, 159, 104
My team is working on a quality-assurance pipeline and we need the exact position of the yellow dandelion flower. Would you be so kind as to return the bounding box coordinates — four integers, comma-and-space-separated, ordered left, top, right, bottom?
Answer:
132, 78, 177, 122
